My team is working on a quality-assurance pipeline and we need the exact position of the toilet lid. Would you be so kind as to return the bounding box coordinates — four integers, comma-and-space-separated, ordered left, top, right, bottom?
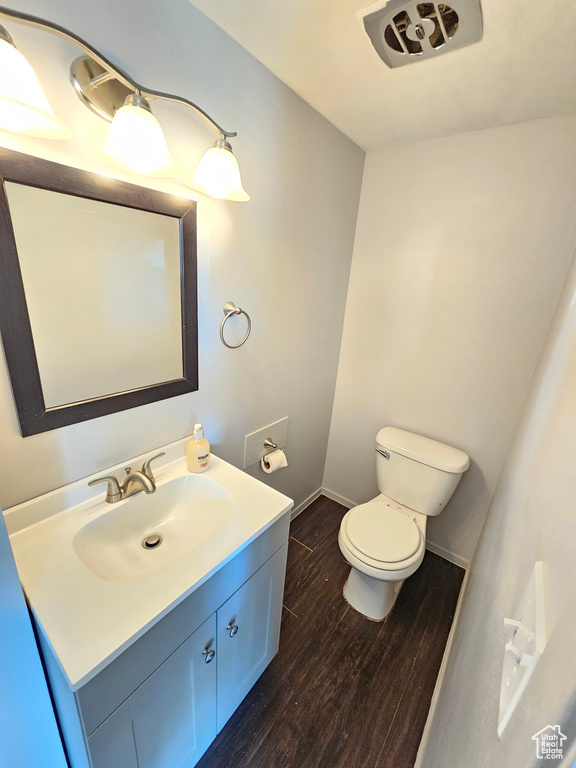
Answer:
345, 502, 421, 563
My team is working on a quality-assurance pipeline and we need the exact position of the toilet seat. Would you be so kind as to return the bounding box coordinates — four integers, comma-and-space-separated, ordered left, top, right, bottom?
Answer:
339, 501, 424, 574
344, 502, 421, 564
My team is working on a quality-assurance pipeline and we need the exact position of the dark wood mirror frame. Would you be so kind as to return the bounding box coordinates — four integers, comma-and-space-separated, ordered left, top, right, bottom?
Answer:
0, 148, 198, 437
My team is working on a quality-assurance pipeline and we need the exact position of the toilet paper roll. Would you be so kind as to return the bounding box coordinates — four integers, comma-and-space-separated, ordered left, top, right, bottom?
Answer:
261, 449, 288, 474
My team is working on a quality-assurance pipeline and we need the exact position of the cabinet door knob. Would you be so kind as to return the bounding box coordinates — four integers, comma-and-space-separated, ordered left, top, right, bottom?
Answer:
202, 648, 215, 663
227, 622, 239, 638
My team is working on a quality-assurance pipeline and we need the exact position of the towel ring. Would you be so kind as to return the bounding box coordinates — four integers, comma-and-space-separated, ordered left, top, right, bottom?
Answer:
219, 301, 252, 349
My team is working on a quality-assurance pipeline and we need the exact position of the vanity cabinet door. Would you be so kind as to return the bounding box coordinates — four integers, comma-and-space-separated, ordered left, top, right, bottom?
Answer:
216, 543, 288, 731
88, 701, 138, 768
129, 613, 217, 768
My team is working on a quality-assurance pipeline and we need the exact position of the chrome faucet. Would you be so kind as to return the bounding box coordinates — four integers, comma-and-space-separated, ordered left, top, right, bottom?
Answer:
88, 452, 166, 503
122, 469, 155, 498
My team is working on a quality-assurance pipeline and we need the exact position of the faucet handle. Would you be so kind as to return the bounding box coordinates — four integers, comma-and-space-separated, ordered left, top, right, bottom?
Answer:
142, 452, 166, 481
88, 475, 122, 503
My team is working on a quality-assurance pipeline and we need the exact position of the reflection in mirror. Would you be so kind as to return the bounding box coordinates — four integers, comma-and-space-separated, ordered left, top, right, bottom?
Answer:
6, 182, 183, 407
0, 148, 198, 437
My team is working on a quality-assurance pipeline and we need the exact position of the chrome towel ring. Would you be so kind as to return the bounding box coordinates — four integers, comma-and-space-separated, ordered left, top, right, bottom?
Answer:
219, 301, 252, 349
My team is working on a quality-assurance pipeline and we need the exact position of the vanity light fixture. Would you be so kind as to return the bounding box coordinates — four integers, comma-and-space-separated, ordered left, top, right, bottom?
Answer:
188, 137, 249, 201
103, 92, 178, 177
0, 6, 250, 201
0, 25, 70, 138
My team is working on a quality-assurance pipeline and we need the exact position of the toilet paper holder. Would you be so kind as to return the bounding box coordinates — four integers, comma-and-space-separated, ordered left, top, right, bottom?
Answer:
262, 438, 278, 458
261, 438, 288, 474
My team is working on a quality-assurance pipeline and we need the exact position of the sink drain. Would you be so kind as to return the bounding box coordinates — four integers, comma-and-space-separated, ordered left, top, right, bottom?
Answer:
142, 533, 163, 550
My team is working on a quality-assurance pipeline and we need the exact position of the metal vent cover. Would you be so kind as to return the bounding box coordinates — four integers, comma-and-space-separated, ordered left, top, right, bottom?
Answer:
358, 0, 483, 67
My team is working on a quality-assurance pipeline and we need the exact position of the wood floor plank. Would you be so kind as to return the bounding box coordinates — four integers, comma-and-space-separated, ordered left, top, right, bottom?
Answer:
278, 536, 350, 671
196, 497, 464, 768
289, 496, 347, 550
311, 556, 448, 768
275, 556, 445, 768
282, 525, 349, 617
285, 537, 313, 580
289, 495, 331, 539
375, 561, 464, 768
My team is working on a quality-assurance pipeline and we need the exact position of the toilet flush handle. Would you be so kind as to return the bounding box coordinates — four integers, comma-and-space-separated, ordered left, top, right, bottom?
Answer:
376, 448, 390, 459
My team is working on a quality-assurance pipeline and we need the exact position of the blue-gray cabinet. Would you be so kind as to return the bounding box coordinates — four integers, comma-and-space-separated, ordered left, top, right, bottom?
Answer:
87, 703, 138, 768
128, 614, 217, 768
39, 514, 290, 768
216, 546, 286, 731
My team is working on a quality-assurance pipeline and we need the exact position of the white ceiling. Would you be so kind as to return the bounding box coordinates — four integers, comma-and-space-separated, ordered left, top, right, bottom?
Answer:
188, 0, 576, 150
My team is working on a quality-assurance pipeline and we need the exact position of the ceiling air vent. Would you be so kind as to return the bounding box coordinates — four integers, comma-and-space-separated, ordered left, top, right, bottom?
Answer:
358, 0, 483, 68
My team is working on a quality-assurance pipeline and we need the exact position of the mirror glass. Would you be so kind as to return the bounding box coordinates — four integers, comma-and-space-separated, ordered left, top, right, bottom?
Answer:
5, 182, 183, 407
0, 148, 197, 437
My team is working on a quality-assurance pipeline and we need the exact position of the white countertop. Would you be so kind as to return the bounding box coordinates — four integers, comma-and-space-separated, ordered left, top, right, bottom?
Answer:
4, 439, 293, 691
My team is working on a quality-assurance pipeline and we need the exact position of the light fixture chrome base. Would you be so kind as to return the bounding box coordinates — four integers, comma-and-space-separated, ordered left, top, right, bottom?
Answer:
69, 55, 133, 121
215, 137, 233, 151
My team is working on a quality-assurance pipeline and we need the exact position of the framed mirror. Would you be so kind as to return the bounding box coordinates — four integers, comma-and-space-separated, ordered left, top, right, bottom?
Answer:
0, 148, 198, 436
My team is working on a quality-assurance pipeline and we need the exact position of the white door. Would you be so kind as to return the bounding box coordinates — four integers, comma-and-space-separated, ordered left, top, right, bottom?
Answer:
129, 613, 217, 768
216, 544, 288, 731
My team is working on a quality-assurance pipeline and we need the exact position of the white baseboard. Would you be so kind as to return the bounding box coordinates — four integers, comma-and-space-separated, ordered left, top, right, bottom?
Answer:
290, 488, 323, 520
413, 567, 470, 768
320, 487, 356, 510
426, 541, 469, 570
290, 486, 356, 521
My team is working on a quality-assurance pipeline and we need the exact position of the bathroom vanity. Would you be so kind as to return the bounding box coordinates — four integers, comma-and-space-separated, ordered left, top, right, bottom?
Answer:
4, 439, 293, 768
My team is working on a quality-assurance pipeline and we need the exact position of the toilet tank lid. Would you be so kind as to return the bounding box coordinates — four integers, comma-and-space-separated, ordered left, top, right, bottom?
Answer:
376, 427, 470, 474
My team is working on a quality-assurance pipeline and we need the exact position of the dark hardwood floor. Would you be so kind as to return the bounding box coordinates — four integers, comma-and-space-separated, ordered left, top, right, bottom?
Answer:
197, 495, 464, 768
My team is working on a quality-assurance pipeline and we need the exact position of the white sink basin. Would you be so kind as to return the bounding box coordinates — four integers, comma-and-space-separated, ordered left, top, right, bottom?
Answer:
4, 445, 293, 690
73, 474, 234, 582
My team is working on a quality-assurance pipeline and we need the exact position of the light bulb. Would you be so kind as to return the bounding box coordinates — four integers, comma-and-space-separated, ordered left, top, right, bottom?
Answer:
103, 94, 177, 177
187, 139, 250, 201
0, 35, 70, 139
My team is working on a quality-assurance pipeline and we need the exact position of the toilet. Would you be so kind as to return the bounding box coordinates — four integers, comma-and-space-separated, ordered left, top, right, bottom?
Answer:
338, 427, 470, 621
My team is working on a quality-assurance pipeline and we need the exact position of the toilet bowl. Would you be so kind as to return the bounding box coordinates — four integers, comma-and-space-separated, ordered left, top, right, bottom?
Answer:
338, 495, 427, 620
338, 427, 469, 621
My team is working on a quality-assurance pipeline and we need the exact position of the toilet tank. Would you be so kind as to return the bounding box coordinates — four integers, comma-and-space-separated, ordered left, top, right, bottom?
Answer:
375, 427, 470, 516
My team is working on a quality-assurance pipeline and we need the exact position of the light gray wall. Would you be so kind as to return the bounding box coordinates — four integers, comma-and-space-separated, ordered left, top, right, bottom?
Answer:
323, 115, 576, 563
417, 242, 576, 767
0, 0, 364, 509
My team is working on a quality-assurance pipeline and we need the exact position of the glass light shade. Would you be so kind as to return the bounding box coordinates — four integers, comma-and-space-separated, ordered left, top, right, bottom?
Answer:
188, 145, 250, 201
224, 181, 251, 203
0, 38, 70, 139
104, 102, 177, 177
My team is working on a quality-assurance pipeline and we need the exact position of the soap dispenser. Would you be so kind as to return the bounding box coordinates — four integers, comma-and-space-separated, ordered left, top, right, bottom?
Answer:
187, 423, 210, 473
